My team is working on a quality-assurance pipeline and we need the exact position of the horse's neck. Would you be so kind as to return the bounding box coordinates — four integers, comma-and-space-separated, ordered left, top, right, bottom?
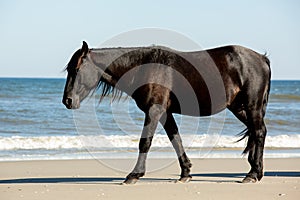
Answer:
91, 47, 145, 80
90, 48, 141, 66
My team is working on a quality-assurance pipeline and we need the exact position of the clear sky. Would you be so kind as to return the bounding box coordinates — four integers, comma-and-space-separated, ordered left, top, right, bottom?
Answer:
0, 0, 299, 79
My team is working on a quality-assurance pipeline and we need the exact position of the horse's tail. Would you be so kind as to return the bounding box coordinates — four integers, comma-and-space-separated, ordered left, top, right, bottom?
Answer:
236, 128, 251, 154
238, 54, 271, 154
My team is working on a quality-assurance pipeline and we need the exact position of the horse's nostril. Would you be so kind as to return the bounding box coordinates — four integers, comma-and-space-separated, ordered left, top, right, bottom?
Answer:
64, 98, 73, 109
66, 98, 72, 105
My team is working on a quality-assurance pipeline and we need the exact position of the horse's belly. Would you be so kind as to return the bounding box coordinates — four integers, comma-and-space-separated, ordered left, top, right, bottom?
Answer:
169, 97, 226, 117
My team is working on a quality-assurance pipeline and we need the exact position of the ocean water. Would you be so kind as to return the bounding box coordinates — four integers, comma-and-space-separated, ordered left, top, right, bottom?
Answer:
0, 78, 299, 161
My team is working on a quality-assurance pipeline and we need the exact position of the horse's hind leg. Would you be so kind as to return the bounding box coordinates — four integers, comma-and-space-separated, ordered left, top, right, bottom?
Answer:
160, 113, 192, 183
242, 108, 267, 183
240, 85, 269, 183
228, 91, 267, 183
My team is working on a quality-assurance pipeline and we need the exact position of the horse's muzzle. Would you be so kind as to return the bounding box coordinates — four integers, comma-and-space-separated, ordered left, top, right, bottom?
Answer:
62, 97, 80, 109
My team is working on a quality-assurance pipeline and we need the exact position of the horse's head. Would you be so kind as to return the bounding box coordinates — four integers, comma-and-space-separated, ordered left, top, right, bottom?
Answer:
62, 41, 100, 109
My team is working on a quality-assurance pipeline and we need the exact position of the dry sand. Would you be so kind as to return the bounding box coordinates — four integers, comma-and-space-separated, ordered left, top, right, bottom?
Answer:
0, 158, 299, 200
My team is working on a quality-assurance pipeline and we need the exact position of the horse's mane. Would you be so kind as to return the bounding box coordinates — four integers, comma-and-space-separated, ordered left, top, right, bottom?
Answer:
94, 46, 180, 102
96, 76, 123, 102
65, 49, 82, 73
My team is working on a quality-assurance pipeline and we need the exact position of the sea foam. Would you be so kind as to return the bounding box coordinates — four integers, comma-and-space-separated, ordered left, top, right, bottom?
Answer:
0, 134, 299, 151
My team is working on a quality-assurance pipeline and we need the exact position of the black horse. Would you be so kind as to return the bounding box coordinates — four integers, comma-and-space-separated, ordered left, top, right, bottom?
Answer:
63, 41, 271, 184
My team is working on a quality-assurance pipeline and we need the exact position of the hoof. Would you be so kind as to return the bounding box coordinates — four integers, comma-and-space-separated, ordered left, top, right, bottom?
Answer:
242, 176, 257, 183
176, 176, 192, 183
122, 178, 139, 185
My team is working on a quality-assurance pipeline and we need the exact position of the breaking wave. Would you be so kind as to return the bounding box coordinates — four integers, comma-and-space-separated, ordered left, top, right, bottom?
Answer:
1, 134, 299, 151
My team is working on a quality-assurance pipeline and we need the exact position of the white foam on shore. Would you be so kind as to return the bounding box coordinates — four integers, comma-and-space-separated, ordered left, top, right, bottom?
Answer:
0, 150, 299, 162
0, 134, 299, 150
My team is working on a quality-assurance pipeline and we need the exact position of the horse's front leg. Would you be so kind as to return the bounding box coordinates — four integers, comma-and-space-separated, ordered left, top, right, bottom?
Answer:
160, 113, 192, 183
123, 104, 164, 184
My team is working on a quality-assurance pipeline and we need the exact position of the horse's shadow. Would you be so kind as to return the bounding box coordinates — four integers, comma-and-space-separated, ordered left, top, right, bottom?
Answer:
0, 177, 125, 185
0, 171, 298, 184
191, 171, 300, 183
0, 177, 173, 185
192, 171, 300, 178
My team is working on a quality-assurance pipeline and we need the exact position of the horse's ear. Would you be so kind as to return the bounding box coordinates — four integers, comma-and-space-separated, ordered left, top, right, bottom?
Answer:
81, 41, 89, 56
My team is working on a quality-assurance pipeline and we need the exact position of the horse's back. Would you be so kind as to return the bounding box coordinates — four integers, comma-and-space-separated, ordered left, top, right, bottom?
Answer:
169, 45, 270, 116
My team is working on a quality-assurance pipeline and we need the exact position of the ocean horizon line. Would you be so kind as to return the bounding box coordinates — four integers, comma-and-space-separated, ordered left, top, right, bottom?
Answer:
0, 76, 300, 81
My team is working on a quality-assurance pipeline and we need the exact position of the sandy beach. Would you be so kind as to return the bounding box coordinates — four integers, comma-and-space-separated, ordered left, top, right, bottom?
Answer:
0, 158, 299, 200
